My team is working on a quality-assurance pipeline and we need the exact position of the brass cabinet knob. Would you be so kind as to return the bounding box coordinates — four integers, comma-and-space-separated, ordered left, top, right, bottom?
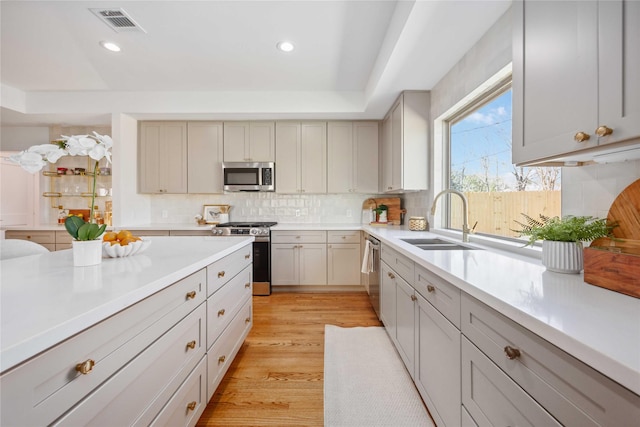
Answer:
245, 283, 251, 288
388, 272, 395, 279
504, 346, 521, 360
427, 285, 435, 293
245, 317, 251, 324
186, 291, 196, 300
187, 401, 197, 411
245, 254, 250, 259
574, 131, 590, 142
186, 340, 196, 350
218, 308, 226, 317
75, 359, 95, 375
410, 294, 417, 301
218, 355, 226, 364
217, 271, 225, 278
595, 125, 613, 137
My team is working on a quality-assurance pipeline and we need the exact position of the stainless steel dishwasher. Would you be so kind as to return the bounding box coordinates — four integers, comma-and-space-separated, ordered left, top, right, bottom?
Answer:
364, 234, 381, 319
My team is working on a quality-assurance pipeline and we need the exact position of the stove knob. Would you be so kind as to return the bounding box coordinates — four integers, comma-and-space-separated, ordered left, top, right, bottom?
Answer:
250, 228, 258, 235
261, 229, 269, 235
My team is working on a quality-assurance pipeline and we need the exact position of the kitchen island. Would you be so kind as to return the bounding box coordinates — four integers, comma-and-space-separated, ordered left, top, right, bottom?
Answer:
0, 236, 254, 426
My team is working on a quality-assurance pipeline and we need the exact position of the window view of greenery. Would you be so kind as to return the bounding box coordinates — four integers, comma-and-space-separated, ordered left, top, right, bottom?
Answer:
448, 87, 561, 239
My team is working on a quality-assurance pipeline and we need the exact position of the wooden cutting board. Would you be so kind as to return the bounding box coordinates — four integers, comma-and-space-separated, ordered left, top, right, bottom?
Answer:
362, 197, 403, 224
591, 178, 640, 248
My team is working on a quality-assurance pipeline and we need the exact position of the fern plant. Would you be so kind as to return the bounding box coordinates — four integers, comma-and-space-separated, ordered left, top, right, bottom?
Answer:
513, 214, 615, 246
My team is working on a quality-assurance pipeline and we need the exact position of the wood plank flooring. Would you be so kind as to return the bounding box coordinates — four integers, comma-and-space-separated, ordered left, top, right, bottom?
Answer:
196, 292, 382, 426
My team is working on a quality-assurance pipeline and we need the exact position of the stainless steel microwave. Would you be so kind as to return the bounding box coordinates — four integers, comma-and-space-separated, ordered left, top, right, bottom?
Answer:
222, 162, 275, 192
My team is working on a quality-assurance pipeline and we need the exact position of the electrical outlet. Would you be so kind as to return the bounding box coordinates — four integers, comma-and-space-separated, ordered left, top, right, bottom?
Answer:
161, 210, 168, 218
295, 209, 300, 217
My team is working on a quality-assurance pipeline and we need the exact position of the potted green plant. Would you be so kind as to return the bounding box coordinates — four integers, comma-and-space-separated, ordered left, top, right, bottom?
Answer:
513, 214, 616, 274
374, 204, 388, 223
9, 132, 111, 266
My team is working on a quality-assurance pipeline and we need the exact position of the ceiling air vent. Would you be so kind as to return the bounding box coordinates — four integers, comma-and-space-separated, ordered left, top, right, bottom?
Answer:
90, 8, 146, 33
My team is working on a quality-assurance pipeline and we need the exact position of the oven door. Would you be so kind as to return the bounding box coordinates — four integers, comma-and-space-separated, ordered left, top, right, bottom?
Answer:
252, 239, 271, 295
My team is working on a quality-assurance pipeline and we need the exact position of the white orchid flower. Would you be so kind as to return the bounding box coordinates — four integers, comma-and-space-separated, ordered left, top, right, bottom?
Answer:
93, 132, 113, 149
27, 144, 67, 163
63, 135, 96, 156
88, 143, 111, 163
9, 151, 47, 173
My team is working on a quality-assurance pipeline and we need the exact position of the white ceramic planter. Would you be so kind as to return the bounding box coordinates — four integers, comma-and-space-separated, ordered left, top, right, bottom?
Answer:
72, 239, 103, 267
542, 240, 583, 274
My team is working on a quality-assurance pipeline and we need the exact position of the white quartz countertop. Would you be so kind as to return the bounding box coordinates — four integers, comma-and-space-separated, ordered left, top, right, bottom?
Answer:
0, 236, 253, 373
271, 223, 362, 231
362, 225, 640, 395
2, 223, 212, 232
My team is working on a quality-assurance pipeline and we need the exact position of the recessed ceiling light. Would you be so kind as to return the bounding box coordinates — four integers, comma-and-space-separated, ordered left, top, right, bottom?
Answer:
99, 41, 121, 52
276, 41, 294, 52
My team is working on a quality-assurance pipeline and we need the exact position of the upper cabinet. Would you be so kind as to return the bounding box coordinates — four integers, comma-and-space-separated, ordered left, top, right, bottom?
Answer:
223, 121, 275, 162
381, 91, 429, 193
139, 122, 188, 194
327, 121, 379, 194
276, 122, 327, 194
187, 122, 224, 194
513, 0, 640, 165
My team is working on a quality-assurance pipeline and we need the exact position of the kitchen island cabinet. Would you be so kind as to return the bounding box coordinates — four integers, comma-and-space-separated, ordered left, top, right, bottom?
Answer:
513, 0, 640, 165
0, 236, 253, 427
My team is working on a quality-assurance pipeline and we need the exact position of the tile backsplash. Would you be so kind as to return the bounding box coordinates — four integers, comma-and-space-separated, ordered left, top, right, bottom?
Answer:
149, 193, 381, 224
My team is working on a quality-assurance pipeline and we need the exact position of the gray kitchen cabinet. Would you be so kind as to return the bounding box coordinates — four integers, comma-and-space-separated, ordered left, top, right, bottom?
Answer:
379, 260, 397, 339
414, 265, 461, 427
513, 0, 640, 165
187, 122, 223, 194
381, 92, 429, 193
327, 121, 379, 194
395, 275, 416, 377
223, 121, 275, 162
271, 231, 327, 286
275, 122, 327, 194
327, 231, 361, 286
5, 230, 73, 251
139, 121, 188, 194
461, 293, 640, 426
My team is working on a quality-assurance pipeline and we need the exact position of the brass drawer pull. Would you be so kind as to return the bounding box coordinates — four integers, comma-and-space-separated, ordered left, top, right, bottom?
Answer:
504, 346, 521, 360
245, 283, 251, 288
186, 291, 196, 300
245, 254, 250, 259
186, 340, 196, 350
410, 294, 417, 301
574, 131, 590, 142
218, 355, 226, 364
218, 308, 226, 317
218, 271, 225, 278
187, 401, 197, 411
427, 285, 435, 293
75, 359, 95, 375
595, 125, 613, 137
388, 272, 395, 279
245, 317, 251, 324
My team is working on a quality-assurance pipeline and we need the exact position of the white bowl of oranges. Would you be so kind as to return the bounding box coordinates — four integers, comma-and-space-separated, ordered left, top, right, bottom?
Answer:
102, 230, 151, 258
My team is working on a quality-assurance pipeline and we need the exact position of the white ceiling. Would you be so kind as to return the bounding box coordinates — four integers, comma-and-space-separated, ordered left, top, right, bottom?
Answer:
0, 0, 511, 126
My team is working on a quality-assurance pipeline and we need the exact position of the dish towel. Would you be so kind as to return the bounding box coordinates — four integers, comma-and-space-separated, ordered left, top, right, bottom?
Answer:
361, 240, 372, 274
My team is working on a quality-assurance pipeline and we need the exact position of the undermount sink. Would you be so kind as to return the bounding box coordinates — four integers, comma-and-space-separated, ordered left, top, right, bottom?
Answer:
401, 238, 481, 251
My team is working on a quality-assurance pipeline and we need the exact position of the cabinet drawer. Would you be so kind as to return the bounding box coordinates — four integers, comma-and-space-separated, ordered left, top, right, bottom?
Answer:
461, 294, 640, 426
150, 356, 207, 427
414, 264, 461, 327
207, 298, 252, 401
462, 337, 560, 427
271, 230, 327, 244
207, 245, 252, 296
327, 230, 360, 244
0, 269, 206, 427
5, 230, 55, 244
381, 244, 414, 283
207, 265, 252, 349
54, 304, 206, 426
54, 231, 73, 244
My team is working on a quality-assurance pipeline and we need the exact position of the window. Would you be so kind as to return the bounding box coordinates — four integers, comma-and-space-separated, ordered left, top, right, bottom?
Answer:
444, 77, 561, 240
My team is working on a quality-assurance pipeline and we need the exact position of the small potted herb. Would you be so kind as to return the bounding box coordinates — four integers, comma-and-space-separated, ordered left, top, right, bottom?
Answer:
513, 214, 616, 273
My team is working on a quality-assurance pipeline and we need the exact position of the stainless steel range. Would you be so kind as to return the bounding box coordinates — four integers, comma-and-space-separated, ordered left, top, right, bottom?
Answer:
212, 222, 277, 295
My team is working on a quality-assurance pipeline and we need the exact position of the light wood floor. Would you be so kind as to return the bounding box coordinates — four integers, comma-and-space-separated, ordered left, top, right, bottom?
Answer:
196, 292, 382, 426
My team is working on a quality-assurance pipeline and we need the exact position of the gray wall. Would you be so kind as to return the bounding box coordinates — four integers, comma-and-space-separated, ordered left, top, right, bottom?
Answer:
0, 127, 50, 151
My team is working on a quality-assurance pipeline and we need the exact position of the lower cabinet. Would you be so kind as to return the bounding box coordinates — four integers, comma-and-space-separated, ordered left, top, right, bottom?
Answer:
271, 230, 360, 287
5, 230, 72, 251
0, 246, 253, 427
380, 260, 396, 336
395, 276, 416, 377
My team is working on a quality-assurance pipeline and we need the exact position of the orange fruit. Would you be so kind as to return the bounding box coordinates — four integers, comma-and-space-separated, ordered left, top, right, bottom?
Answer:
116, 230, 132, 241
119, 237, 135, 246
103, 231, 117, 242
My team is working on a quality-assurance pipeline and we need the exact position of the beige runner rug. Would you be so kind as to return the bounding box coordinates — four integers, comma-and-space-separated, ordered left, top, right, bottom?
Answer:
323, 325, 434, 427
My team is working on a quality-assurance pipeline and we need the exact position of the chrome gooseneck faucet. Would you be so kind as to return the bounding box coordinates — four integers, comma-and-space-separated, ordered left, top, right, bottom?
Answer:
430, 189, 471, 243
